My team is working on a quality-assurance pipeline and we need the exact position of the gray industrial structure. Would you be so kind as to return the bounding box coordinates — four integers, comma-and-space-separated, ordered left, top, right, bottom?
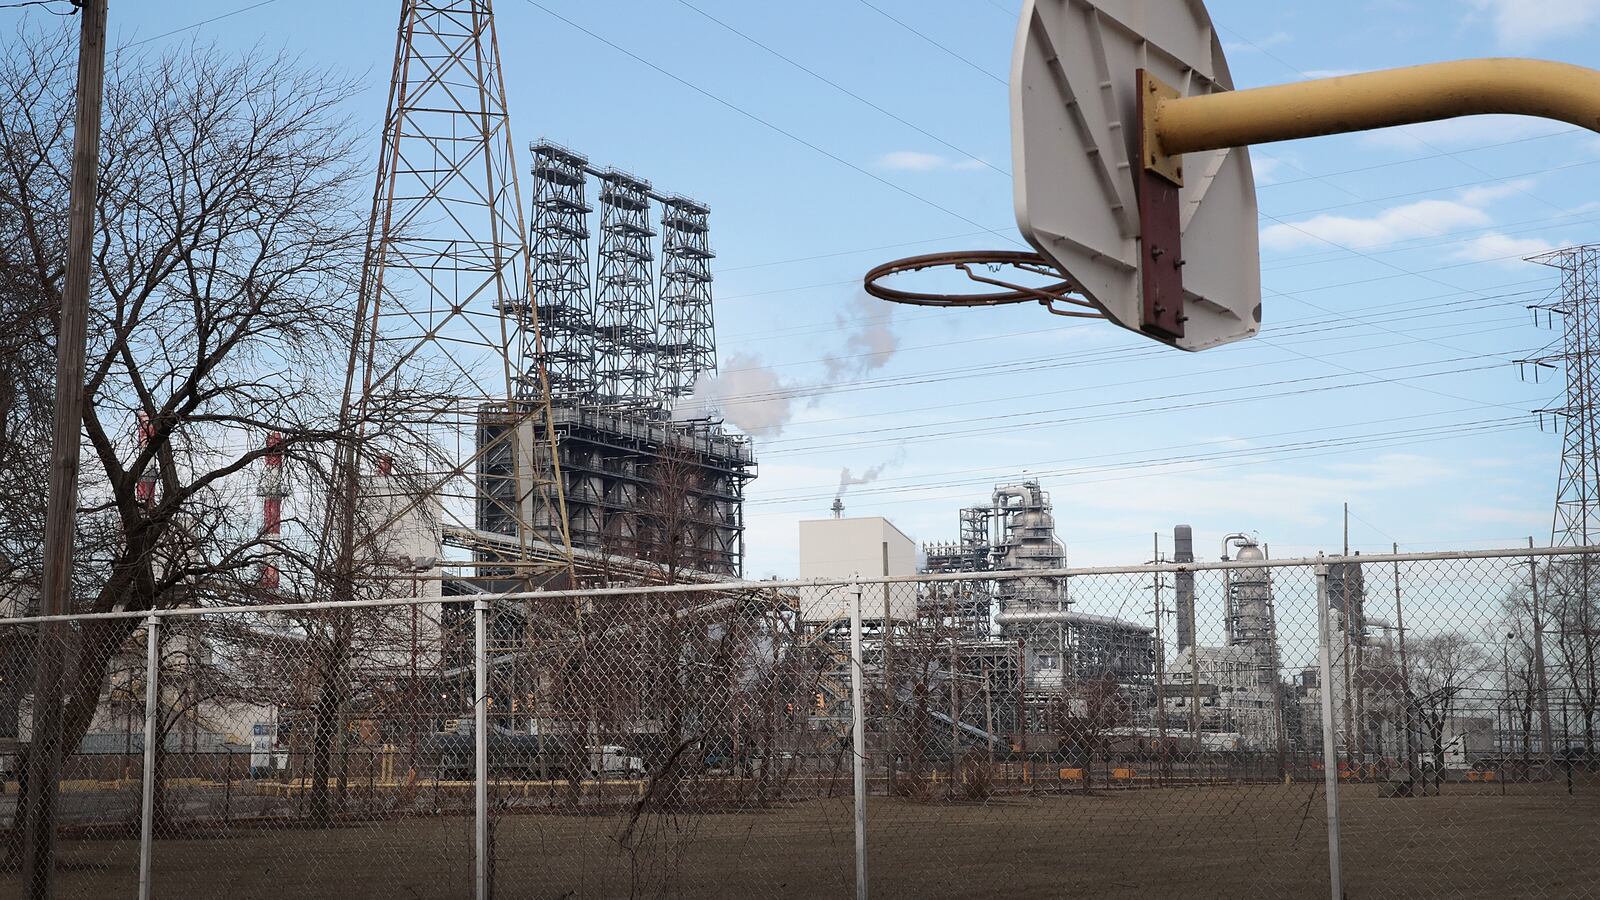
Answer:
1165, 529, 1287, 752
476, 141, 755, 579
912, 481, 1156, 745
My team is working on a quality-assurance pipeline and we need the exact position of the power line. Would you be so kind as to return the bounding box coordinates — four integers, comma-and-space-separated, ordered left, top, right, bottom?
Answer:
754, 317, 1543, 441
673, 0, 1007, 176
118, 0, 281, 50
760, 407, 1520, 500
760, 417, 1527, 506
755, 417, 1535, 510
523, 0, 1022, 248
714, 284, 1544, 397
761, 352, 1532, 457
0, 1, 74, 15
853, 0, 1008, 86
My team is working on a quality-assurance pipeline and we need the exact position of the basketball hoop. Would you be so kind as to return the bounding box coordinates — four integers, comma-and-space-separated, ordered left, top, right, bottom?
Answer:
862, 250, 1103, 319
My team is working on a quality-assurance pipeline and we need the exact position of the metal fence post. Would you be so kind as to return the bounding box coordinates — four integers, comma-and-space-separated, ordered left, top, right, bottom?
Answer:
849, 580, 868, 900
1315, 560, 1344, 900
138, 614, 159, 900
474, 598, 489, 900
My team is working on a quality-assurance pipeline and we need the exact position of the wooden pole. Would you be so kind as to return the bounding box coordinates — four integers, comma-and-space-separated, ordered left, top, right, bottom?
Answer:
23, 3, 108, 896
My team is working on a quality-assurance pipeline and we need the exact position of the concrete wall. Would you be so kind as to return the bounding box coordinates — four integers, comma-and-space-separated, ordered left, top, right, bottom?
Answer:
797, 517, 916, 622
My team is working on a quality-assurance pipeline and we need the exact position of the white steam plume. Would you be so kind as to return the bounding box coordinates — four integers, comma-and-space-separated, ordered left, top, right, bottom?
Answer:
834, 445, 907, 502
678, 293, 898, 439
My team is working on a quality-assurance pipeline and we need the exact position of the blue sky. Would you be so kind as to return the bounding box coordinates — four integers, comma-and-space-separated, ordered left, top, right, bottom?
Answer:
20, 0, 1600, 577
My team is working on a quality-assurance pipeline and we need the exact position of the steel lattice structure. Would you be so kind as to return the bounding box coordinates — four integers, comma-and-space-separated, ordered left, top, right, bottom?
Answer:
658, 195, 718, 400
593, 171, 658, 412
1524, 245, 1600, 547
529, 141, 597, 404
344, 0, 572, 578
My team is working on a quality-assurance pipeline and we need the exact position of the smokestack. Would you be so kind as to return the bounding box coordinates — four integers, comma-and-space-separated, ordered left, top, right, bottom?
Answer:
135, 412, 157, 509
831, 497, 844, 519
1174, 524, 1195, 652
258, 432, 286, 590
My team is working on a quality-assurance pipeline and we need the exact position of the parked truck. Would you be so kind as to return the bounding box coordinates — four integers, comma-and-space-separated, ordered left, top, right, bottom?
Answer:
587, 744, 646, 778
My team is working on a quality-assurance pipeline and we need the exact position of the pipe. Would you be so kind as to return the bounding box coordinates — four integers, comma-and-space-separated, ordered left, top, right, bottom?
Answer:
1156, 59, 1600, 157
474, 598, 489, 900
849, 580, 868, 900
993, 609, 1152, 633
1315, 562, 1345, 900
1220, 534, 1249, 646
137, 616, 159, 900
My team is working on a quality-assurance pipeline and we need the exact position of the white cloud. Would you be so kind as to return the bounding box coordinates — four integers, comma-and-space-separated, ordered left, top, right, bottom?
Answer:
1262, 199, 1489, 251
1299, 68, 1360, 80
1252, 155, 1288, 185
876, 150, 987, 172
1454, 232, 1559, 265
1260, 179, 1534, 252
1468, 0, 1600, 49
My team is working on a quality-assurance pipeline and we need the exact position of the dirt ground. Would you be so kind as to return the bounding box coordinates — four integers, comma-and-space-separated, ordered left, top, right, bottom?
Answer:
8, 780, 1597, 899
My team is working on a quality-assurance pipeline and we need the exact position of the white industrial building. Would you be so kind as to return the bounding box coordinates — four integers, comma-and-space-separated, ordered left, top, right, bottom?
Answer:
796, 515, 917, 622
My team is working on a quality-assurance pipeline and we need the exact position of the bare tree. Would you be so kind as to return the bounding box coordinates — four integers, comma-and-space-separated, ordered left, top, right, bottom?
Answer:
0, 28, 368, 864
1409, 633, 1487, 777
1541, 559, 1599, 753
1058, 673, 1131, 794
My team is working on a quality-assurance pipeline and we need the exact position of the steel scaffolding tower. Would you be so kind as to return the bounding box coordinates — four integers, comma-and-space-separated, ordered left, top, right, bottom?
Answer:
529, 141, 596, 404
341, 0, 572, 579
658, 195, 718, 400
1525, 245, 1600, 546
594, 170, 658, 412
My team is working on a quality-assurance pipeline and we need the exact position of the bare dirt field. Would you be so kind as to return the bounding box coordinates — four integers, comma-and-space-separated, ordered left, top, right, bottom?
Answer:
8, 780, 1597, 899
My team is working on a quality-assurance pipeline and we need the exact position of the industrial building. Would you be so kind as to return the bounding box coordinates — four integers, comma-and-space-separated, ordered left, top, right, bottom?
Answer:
797, 514, 918, 621
1164, 528, 1287, 752
474, 142, 755, 581
797, 481, 1157, 759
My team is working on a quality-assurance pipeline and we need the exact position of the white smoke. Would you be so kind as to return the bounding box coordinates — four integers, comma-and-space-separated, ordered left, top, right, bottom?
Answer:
675, 351, 793, 438
678, 293, 899, 439
822, 293, 899, 383
834, 445, 907, 502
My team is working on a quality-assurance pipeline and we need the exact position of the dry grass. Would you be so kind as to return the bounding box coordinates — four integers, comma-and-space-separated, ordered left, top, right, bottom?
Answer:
11, 779, 1597, 899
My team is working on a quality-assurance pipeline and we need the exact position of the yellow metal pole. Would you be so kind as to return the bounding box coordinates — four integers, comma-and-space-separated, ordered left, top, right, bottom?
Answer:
1152, 58, 1600, 162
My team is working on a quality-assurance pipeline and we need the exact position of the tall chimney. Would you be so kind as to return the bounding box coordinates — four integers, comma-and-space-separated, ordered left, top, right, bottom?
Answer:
258, 431, 286, 590
1174, 524, 1195, 652
135, 411, 157, 509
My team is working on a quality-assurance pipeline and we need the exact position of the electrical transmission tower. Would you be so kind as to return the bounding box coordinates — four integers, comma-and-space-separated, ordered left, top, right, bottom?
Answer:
1523, 245, 1600, 546
340, 0, 572, 579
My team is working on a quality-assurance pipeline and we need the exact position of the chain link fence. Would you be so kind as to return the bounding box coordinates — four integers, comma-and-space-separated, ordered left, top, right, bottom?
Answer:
2, 547, 1596, 898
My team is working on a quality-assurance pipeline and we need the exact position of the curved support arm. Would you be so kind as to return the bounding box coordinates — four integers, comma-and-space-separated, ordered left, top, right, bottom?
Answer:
1155, 58, 1600, 157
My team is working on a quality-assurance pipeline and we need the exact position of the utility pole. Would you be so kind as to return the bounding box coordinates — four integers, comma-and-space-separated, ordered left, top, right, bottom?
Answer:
1527, 537, 1554, 758
1393, 544, 1416, 786
880, 542, 895, 795
23, 2, 108, 896
1151, 534, 1166, 744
